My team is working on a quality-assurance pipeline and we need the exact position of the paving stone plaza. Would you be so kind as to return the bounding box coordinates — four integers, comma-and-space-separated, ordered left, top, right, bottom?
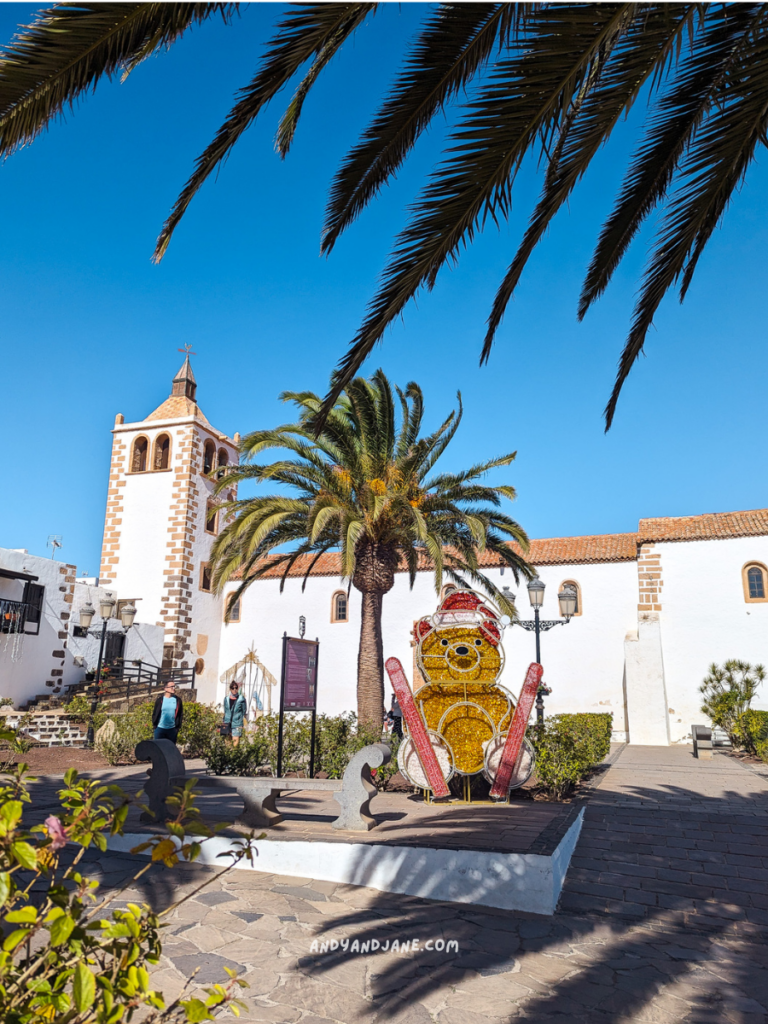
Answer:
28, 745, 768, 1023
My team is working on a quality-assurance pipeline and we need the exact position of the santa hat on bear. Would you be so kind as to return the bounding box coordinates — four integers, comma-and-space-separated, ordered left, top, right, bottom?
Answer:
414, 588, 502, 646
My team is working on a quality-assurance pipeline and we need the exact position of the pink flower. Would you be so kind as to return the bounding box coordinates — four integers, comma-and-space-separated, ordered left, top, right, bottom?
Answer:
45, 816, 68, 851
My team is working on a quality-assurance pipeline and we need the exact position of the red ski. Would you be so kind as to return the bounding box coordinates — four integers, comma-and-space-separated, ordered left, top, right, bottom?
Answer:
489, 663, 543, 800
385, 657, 450, 799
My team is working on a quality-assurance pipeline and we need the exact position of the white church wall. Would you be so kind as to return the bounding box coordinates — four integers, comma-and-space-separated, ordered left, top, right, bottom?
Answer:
0, 548, 82, 706
221, 559, 637, 732
499, 561, 637, 739
656, 536, 768, 743
219, 575, 362, 716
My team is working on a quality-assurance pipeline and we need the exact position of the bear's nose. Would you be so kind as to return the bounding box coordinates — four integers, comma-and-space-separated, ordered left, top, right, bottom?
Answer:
454, 645, 470, 656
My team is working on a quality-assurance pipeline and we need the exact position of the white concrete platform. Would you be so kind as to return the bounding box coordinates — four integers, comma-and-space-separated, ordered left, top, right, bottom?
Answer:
109, 806, 584, 916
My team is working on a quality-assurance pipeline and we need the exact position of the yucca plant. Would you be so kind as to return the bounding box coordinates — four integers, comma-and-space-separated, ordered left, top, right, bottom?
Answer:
4, 4, 764, 426
209, 369, 532, 725
700, 659, 767, 753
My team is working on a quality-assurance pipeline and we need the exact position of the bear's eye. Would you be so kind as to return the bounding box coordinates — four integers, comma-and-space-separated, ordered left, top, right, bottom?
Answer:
440, 639, 449, 647
474, 638, 483, 647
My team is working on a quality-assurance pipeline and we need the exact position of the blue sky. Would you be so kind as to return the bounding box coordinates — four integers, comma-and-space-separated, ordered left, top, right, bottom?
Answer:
1, 3, 766, 575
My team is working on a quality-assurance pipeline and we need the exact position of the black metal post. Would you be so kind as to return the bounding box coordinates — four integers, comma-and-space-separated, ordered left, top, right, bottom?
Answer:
276, 633, 287, 778
309, 709, 317, 779
533, 607, 541, 664
308, 637, 319, 778
536, 689, 545, 725
86, 619, 109, 748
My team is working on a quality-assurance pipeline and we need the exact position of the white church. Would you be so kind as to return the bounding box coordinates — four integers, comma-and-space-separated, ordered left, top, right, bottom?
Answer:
2, 357, 767, 744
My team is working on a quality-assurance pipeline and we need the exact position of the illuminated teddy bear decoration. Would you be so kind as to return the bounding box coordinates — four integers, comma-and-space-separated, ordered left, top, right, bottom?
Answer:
396, 588, 535, 791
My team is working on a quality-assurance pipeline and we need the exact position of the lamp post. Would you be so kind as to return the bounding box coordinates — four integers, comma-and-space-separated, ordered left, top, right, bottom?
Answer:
507, 579, 577, 723
78, 596, 136, 746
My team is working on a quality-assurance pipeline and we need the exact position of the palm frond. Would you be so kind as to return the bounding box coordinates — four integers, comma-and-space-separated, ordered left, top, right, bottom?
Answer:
579, 4, 764, 320
153, 2, 375, 261
481, 3, 696, 360
0, 3, 232, 157
276, 3, 374, 157
321, 2, 518, 253
604, 10, 768, 429
318, 3, 636, 424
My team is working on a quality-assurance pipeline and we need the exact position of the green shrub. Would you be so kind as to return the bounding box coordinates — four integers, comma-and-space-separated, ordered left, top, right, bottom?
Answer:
96, 701, 221, 764
531, 712, 613, 800
96, 706, 153, 765
178, 702, 220, 757
700, 660, 766, 753
204, 734, 271, 776
204, 712, 400, 786
748, 710, 768, 762
64, 693, 108, 731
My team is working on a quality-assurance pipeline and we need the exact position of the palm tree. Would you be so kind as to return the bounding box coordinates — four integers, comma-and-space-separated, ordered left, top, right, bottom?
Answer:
210, 370, 532, 725
2, 4, 766, 427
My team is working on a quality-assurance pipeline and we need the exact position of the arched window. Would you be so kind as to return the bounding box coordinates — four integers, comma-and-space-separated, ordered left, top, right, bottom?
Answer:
560, 580, 582, 616
217, 448, 229, 470
440, 584, 458, 602
331, 591, 348, 623
131, 436, 148, 473
203, 439, 216, 475
743, 563, 768, 602
225, 597, 241, 623
205, 500, 218, 536
152, 433, 171, 471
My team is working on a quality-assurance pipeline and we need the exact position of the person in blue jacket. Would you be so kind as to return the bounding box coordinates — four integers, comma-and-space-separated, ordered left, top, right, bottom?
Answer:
223, 680, 248, 746
152, 680, 184, 743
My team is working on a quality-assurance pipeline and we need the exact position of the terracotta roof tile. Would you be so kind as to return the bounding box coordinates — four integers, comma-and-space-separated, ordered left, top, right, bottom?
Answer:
523, 533, 638, 565
638, 508, 768, 543
239, 532, 639, 582
146, 395, 214, 426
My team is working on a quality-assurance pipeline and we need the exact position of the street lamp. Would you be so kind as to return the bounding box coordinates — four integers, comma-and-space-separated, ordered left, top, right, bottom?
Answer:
119, 603, 137, 629
507, 579, 577, 723
78, 595, 133, 747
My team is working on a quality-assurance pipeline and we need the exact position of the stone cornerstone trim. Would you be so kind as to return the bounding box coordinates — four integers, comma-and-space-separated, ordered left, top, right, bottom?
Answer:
99, 430, 128, 584
160, 425, 199, 669
637, 543, 663, 614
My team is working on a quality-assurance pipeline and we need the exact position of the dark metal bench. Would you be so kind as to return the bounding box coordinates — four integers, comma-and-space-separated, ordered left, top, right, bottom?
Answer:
692, 724, 732, 759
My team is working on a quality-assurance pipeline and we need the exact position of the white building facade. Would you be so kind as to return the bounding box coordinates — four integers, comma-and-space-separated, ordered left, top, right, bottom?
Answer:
23, 360, 757, 744
0, 548, 163, 706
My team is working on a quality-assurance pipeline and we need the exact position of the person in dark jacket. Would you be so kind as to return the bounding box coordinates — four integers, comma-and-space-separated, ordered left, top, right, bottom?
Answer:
152, 681, 184, 743
389, 694, 403, 739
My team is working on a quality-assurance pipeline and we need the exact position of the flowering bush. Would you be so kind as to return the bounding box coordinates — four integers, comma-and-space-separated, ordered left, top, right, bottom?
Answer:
0, 727, 255, 1022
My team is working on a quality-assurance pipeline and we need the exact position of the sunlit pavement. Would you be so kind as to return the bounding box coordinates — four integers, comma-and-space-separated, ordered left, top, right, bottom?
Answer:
65, 745, 768, 1023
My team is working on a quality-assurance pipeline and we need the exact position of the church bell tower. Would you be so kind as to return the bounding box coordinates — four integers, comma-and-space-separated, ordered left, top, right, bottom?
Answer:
99, 354, 238, 699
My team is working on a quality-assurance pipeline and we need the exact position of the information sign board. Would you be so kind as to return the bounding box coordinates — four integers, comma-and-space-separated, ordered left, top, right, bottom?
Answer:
283, 637, 318, 710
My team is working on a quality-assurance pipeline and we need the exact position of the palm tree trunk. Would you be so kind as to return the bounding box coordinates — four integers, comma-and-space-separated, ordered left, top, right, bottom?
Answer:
357, 590, 385, 727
